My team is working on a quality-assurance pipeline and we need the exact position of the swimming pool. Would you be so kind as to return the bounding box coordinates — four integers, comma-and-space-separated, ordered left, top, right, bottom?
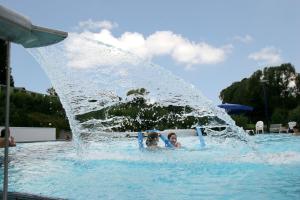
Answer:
1, 134, 300, 200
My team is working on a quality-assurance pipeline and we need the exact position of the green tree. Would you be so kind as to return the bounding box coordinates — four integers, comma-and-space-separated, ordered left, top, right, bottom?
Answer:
231, 114, 250, 129
126, 88, 149, 96
288, 105, 300, 126
220, 63, 300, 124
46, 87, 58, 96
76, 89, 226, 132
271, 108, 288, 124
0, 90, 70, 134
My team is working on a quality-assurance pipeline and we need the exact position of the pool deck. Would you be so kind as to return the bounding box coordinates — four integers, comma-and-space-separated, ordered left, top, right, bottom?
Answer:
0, 191, 66, 200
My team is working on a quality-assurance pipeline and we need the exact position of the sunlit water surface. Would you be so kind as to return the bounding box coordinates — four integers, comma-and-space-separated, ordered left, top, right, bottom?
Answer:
1, 134, 300, 200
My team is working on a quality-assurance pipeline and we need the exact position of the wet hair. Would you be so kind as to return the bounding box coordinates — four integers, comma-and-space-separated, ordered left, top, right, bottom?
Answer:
1, 129, 6, 138
146, 132, 159, 147
167, 132, 176, 140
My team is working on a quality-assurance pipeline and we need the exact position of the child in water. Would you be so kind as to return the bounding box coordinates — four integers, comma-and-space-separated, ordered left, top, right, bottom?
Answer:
142, 131, 181, 149
145, 132, 160, 149
167, 132, 181, 148
0, 128, 16, 148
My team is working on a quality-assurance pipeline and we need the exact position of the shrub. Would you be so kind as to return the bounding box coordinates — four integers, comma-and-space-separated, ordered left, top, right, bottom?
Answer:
231, 114, 249, 129
271, 108, 288, 124
289, 105, 300, 127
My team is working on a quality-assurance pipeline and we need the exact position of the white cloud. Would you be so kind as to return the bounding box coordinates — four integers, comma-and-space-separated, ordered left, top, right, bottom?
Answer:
66, 20, 231, 69
233, 34, 253, 44
78, 19, 118, 31
248, 47, 282, 65
65, 33, 140, 70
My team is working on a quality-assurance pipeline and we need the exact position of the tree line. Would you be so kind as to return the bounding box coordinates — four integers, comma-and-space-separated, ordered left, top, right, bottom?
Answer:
77, 88, 226, 132
0, 88, 70, 137
219, 63, 300, 129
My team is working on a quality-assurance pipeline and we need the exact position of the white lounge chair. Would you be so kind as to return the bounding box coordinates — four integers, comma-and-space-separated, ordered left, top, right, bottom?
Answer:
270, 124, 282, 133
288, 121, 297, 133
256, 121, 264, 134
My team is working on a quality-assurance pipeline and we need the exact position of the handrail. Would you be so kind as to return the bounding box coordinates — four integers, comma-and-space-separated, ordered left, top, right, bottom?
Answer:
195, 127, 206, 148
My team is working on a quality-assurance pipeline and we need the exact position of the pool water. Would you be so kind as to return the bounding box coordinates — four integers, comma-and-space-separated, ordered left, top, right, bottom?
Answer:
1, 134, 300, 200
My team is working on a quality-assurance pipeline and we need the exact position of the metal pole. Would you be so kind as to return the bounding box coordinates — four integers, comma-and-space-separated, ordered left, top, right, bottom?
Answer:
262, 83, 270, 133
2, 40, 10, 200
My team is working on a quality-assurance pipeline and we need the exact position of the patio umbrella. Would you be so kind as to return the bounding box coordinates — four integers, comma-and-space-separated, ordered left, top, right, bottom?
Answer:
218, 103, 253, 114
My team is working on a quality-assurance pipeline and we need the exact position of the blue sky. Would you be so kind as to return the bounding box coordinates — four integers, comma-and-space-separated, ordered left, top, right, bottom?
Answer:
1, 0, 299, 104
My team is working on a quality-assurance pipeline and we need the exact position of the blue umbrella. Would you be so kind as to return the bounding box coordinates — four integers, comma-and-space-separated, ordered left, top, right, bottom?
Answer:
218, 103, 253, 114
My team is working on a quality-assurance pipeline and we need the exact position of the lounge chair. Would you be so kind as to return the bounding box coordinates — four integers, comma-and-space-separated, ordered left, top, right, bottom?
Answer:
270, 124, 283, 133
255, 121, 264, 134
288, 121, 297, 133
